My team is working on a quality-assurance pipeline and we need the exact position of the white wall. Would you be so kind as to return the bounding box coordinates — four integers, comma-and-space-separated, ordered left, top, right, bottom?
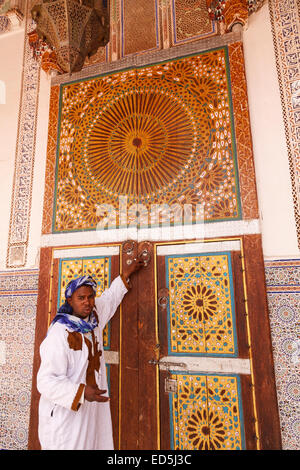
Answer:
26, 67, 51, 268
0, 28, 24, 269
0, 27, 51, 270
243, 3, 299, 259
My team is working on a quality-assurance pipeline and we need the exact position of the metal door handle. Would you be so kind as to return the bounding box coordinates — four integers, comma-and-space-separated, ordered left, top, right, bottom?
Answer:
138, 241, 152, 266
122, 240, 136, 255
158, 288, 169, 309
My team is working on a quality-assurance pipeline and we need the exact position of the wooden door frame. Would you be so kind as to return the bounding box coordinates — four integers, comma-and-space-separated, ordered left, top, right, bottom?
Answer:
28, 246, 52, 450
242, 234, 282, 449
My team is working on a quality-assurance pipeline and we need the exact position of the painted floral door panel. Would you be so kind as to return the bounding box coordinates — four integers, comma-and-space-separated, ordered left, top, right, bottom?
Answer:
168, 372, 246, 450
165, 251, 240, 356
156, 246, 257, 450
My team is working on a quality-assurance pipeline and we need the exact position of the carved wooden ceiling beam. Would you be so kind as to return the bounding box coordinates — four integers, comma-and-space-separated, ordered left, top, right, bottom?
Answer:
206, 0, 265, 33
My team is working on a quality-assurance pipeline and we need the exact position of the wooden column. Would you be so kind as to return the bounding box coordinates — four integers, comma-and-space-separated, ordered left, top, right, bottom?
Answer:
242, 234, 282, 449
28, 247, 53, 450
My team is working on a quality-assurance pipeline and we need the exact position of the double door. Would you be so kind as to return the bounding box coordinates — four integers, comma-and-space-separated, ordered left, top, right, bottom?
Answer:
29, 235, 281, 450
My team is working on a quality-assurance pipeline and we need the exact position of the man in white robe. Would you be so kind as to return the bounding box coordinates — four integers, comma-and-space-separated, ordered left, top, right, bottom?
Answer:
37, 260, 142, 450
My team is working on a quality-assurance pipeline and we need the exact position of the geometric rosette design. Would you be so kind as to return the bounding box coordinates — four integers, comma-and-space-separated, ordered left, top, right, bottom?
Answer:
54, 47, 242, 232
166, 252, 238, 356
170, 373, 245, 450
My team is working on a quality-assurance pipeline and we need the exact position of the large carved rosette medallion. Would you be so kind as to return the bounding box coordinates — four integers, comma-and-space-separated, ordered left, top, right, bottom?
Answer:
54, 48, 241, 231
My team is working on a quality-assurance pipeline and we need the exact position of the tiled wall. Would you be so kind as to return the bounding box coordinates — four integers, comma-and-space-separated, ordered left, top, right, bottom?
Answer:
0, 270, 38, 450
265, 260, 300, 449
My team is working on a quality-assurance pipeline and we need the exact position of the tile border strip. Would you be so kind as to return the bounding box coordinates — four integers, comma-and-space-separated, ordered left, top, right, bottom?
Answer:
6, 3, 40, 268
268, 0, 300, 249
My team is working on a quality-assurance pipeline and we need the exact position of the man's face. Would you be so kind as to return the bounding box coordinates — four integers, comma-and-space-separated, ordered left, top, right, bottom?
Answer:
67, 285, 95, 319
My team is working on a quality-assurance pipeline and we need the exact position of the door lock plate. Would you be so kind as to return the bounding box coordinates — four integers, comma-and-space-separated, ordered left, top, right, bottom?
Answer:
165, 377, 177, 394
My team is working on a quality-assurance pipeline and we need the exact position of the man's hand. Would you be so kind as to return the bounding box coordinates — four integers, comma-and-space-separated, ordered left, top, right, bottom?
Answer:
84, 385, 109, 403
122, 257, 144, 280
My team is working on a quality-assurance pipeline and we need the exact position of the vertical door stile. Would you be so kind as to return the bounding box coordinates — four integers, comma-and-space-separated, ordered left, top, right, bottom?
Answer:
242, 235, 282, 450
230, 249, 257, 450
157, 253, 171, 450
28, 247, 53, 450
137, 241, 159, 449
231, 251, 249, 359
120, 241, 139, 449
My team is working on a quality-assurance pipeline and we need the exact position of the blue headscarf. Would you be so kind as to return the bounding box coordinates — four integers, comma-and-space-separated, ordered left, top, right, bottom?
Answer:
51, 276, 98, 334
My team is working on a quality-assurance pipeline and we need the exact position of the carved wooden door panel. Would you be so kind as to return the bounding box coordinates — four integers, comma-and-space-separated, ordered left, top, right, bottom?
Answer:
155, 241, 257, 450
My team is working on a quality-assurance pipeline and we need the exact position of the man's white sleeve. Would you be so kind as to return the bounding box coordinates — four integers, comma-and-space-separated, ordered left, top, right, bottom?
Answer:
37, 327, 85, 411
96, 275, 129, 329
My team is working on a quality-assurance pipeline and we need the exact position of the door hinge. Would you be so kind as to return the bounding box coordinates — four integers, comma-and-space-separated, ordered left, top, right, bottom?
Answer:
148, 358, 187, 369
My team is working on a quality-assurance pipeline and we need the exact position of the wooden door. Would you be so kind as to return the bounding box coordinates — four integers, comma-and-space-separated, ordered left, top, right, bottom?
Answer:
125, 236, 281, 451
156, 241, 256, 450
119, 240, 158, 449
